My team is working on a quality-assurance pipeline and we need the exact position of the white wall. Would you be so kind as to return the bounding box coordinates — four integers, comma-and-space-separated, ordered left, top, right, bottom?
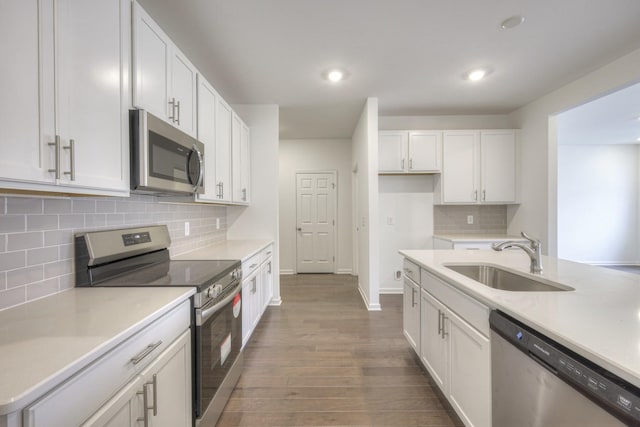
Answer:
507, 48, 640, 255
227, 104, 281, 304
352, 98, 380, 310
558, 145, 639, 263
278, 138, 353, 274
378, 175, 434, 293
379, 114, 513, 130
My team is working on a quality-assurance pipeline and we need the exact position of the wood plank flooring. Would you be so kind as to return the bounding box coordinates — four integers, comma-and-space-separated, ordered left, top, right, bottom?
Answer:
215, 274, 463, 427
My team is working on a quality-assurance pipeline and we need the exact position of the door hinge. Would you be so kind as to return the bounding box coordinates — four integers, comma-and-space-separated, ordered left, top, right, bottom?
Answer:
332, 183, 335, 189
332, 219, 335, 226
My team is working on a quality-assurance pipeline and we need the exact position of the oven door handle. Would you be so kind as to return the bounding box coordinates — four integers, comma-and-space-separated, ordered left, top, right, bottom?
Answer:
196, 281, 241, 326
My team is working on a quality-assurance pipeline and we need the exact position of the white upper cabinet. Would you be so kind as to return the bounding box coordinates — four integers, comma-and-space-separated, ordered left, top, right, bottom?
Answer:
378, 131, 441, 173
0, 0, 129, 195
215, 97, 233, 202
437, 129, 518, 204
196, 76, 218, 202
232, 113, 251, 203
133, 1, 197, 138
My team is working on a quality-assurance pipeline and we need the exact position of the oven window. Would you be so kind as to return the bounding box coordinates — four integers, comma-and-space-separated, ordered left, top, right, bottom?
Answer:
148, 130, 190, 183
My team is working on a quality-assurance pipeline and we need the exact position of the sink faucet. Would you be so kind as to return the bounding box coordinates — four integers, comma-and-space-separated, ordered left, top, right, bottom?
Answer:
492, 232, 543, 274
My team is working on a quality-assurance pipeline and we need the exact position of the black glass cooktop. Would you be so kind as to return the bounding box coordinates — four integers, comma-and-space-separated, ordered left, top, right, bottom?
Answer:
97, 259, 239, 290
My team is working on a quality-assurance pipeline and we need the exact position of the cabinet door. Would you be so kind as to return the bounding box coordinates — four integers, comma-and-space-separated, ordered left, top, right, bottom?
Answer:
0, 0, 55, 184
480, 130, 516, 203
408, 131, 441, 172
447, 310, 491, 427
215, 97, 233, 202
140, 330, 192, 427
261, 257, 273, 312
196, 76, 218, 202
402, 277, 420, 351
250, 271, 262, 331
170, 50, 197, 137
81, 377, 141, 427
378, 131, 407, 172
241, 270, 258, 347
420, 289, 447, 392
240, 122, 251, 203
56, 0, 128, 192
231, 113, 243, 202
442, 131, 478, 203
132, 1, 170, 120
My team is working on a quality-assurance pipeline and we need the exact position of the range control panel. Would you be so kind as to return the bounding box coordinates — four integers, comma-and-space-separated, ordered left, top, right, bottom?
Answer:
490, 311, 640, 425
122, 231, 152, 246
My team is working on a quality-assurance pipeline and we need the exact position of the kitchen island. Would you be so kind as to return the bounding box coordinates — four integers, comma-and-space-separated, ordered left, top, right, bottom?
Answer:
400, 249, 640, 388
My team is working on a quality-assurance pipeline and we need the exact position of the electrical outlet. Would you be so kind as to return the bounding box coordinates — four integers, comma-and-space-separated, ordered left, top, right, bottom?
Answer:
216, 218, 220, 230
184, 221, 190, 236
395, 270, 402, 280
467, 215, 474, 225
387, 216, 394, 226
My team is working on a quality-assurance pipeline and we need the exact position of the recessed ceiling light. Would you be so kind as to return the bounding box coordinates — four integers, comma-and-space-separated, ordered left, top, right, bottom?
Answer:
323, 68, 348, 83
501, 15, 525, 30
467, 69, 487, 81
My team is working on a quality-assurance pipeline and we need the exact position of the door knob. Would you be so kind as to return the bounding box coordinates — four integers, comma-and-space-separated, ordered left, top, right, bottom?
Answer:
297, 227, 302, 231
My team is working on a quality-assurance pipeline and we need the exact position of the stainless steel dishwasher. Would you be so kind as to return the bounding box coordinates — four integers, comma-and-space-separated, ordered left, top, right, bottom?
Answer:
490, 311, 640, 426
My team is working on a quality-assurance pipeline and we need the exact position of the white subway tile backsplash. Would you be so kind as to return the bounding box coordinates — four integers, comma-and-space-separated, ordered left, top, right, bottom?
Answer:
7, 266, 44, 288
27, 247, 59, 266
44, 260, 73, 279
59, 214, 85, 230
7, 232, 43, 251
27, 215, 58, 231
72, 199, 96, 213
44, 199, 72, 214
26, 278, 59, 300
0, 251, 25, 271
0, 215, 26, 233
0, 287, 26, 311
0, 195, 227, 310
6, 198, 42, 214
434, 205, 507, 234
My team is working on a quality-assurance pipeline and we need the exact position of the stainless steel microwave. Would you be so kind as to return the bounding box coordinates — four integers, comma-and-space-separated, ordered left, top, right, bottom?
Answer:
130, 109, 204, 195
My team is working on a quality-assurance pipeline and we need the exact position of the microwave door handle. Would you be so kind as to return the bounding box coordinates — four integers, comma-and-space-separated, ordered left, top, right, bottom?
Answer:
192, 144, 204, 192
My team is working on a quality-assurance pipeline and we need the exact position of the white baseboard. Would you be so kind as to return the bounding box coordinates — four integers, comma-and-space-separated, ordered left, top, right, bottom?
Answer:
358, 285, 381, 311
269, 297, 283, 306
336, 269, 353, 275
279, 269, 295, 275
379, 288, 403, 295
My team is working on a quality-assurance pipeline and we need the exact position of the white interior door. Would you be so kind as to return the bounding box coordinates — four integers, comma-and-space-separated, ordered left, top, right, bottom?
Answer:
296, 172, 336, 273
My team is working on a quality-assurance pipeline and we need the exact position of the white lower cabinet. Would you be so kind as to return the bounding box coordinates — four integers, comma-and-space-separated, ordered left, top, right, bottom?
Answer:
82, 330, 192, 427
416, 269, 491, 427
403, 275, 420, 352
22, 300, 192, 427
241, 244, 275, 348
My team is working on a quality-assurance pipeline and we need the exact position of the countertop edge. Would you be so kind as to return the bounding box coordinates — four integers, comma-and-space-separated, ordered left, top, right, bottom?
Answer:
174, 239, 274, 262
0, 287, 195, 416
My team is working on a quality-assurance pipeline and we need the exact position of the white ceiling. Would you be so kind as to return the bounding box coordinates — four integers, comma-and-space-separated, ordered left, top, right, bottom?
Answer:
137, 0, 640, 139
558, 82, 640, 145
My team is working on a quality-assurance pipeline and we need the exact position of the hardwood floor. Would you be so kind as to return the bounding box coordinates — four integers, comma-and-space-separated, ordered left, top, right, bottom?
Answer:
216, 274, 463, 427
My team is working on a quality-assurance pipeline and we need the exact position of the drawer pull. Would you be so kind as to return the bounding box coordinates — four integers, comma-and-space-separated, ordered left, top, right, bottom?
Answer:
266, 251, 272, 256
250, 263, 258, 269
131, 341, 163, 365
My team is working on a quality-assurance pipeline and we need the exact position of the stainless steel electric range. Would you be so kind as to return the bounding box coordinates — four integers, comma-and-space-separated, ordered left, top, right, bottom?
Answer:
75, 225, 242, 426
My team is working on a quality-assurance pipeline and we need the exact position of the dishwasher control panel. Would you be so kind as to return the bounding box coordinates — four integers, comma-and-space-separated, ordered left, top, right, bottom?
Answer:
490, 310, 640, 425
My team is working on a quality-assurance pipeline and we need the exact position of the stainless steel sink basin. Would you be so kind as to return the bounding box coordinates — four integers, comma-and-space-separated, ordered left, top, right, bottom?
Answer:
444, 264, 574, 292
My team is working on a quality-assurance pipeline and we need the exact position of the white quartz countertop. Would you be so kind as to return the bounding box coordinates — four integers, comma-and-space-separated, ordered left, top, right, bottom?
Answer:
0, 287, 194, 415
399, 249, 640, 388
174, 239, 273, 262
433, 234, 527, 242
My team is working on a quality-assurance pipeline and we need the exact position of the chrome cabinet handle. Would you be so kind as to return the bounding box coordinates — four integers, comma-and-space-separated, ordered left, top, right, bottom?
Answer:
48, 135, 60, 179
137, 385, 149, 427
176, 100, 181, 125
404, 267, 413, 275
151, 374, 158, 416
192, 144, 203, 192
473, 190, 478, 201
252, 277, 257, 293
250, 263, 258, 269
411, 288, 417, 307
482, 189, 486, 201
168, 98, 176, 122
131, 341, 163, 365
409, 158, 413, 169
137, 374, 158, 427
267, 262, 272, 274
63, 139, 75, 181
441, 312, 448, 338
401, 158, 405, 169
437, 309, 442, 336
242, 188, 247, 201
266, 251, 272, 256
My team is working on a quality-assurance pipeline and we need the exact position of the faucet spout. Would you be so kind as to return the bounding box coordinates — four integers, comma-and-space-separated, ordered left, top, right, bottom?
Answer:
492, 232, 543, 274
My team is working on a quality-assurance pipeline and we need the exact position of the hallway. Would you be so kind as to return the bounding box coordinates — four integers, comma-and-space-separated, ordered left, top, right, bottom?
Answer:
216, 274, 462, 426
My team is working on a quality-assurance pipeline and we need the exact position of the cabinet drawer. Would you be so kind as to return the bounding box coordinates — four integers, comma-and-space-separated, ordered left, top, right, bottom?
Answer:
262, 244, 274, 262
420, 268, 489, 336
403, 259, 420, 283
242, 252, 262, 278
23, 299, 191, 427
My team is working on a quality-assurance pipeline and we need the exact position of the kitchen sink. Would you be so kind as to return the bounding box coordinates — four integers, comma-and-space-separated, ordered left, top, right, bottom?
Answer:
443, 264, 574, 292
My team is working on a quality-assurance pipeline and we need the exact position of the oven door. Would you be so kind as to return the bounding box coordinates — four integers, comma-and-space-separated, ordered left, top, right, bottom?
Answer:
130, 109, 204, 195
194, 282, 242, 420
